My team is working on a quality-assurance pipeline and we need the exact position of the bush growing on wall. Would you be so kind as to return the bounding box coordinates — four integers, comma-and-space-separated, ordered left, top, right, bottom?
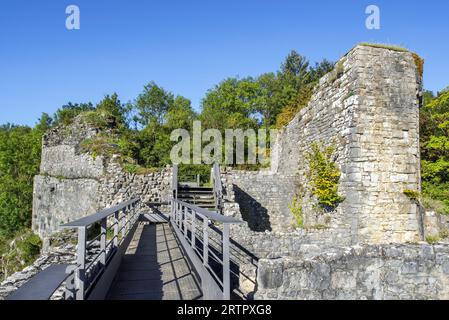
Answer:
288, 196, 304, 228
305, 141, 344, 211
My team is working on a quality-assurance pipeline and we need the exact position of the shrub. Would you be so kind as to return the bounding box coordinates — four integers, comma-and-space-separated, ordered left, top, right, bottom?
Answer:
421, 182, 449, 215
288, 196, 304, 228
80, 135, 120, 160
426, 235, 441, 244
17, 233, 42, 264
305, 141, 344, 211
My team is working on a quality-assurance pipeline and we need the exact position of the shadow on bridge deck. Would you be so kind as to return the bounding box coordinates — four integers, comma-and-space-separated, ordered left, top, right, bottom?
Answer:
107, 222, 203, 300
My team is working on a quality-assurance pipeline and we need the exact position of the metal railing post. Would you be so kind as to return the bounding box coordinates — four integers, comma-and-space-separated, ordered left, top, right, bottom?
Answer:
183, 207, 188, 236
113, 211, 119, 247
168, 198, 241, 301
203, 218, 209, 266
76, 226, 86, 300
125, 205, 130, 234
62, 198, 140, 299
222, 223, 230, 300
172, 164, 178, 199
100, 217, 107, 266
191, 210, 196, 249
121, 208, 126, 239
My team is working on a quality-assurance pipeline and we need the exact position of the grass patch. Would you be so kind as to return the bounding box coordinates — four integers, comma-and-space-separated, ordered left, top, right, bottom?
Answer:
79, 110, 116, 130
422, 196, 449, 216
358, 43, 424, 78
359, 43, 410, 53
421, 182, 449, 215
123, 164, 159, 175
0, 230, 42, 281
329, 60, 345, 84
343, 90, 355, 101
403, 189, 420, 201
80, 134, 120, 160
426, 235, 440, 244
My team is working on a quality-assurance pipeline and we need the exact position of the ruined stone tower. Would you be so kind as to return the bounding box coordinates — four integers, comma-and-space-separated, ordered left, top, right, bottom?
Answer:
225, 44, 423, 245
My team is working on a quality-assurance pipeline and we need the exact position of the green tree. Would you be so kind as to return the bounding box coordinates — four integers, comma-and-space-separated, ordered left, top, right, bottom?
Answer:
279, 50, 311, 90
165, 96, 197, 131
200, 77, 259, 132
96, 93, 127, 129
0, 115, 48, 236
53, 102, 94, 126
135, 82, 174, 127
420, 90, 449, 214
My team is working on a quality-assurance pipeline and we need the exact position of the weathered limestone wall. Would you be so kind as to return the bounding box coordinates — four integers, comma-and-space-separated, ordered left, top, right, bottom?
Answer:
255, 244, 449, 300
222, 170, 296, 232
32, 119, 172, 239
225, 45, 423, 246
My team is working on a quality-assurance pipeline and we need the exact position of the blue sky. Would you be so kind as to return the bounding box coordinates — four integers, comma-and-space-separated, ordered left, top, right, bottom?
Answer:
1, 0, 448, 126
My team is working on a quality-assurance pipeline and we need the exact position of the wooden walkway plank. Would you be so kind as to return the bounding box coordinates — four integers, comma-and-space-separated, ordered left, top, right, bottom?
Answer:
107, 223, 202, 300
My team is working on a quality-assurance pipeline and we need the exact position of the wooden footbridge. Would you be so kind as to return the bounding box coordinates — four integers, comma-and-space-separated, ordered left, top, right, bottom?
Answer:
7, 164, 251, 301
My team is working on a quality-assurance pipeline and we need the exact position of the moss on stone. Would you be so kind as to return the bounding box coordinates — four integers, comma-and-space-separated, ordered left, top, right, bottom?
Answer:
412, 53, 424, 79
358, 43, 424, 79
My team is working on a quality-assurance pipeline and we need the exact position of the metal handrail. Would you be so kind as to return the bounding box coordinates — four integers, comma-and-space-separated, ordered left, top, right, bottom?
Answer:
212, 162, 223, 213
175, 200, 240, 224
170, 198, 242, 300
61, 198, 140, 300
172, 164, 178, 199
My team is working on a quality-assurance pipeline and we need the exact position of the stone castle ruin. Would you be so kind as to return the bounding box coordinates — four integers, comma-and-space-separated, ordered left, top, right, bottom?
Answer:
28, 45, 449, 300
224, 44, 423, 245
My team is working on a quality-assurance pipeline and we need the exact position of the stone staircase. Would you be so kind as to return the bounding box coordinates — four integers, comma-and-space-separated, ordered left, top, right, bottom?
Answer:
177, 186, 216, 211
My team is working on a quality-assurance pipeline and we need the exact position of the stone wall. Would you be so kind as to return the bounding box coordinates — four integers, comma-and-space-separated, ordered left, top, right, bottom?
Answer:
32, 118, 172, 239
222, 170, 297, 232
224, 45, 423, 246
255, 243, 449, 300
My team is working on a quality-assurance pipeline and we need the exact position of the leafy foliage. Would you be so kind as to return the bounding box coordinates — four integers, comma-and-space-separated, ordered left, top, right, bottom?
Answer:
420, 90, 449, 215
53, 102, 95, 126
288, 196, 304, 228
305, 141, 344, 211
0, 116, 50, 236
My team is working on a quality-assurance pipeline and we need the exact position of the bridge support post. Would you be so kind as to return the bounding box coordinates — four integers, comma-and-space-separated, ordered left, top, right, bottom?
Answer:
203, 219, 209, 266
121, 208, 126, 239
184, 207, 188, 236
100, 217, 107, 266
222, 223, 230, 300
191, 211, 196, 249
113, 212, 119, 247
76, 226, 86, 300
